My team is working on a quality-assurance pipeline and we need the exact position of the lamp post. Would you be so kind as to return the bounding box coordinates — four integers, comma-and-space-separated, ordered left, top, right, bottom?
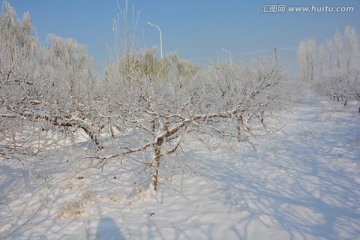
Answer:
222, 48, 232, 65
147, 22, 163, 59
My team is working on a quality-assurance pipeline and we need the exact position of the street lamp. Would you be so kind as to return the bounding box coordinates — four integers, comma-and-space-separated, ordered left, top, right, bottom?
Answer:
222, 48, 232, 65
147, 21, 163, 59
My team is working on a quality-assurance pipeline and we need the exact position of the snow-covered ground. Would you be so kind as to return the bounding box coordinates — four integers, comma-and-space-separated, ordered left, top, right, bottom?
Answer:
1, 99, 360, 240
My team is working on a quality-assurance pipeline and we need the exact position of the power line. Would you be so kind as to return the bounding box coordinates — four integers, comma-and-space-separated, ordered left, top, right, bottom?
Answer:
187, 47, 298, 65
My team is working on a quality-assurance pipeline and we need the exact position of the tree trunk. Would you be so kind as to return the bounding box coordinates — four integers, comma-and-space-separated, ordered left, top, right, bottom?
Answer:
152, 137, 163, 191
237, 120, 241, 142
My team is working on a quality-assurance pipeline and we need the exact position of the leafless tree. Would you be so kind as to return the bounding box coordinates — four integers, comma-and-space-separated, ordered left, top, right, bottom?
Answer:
298, 39, 316, 82
0, 1, 103, 156
312, 26, 360, 105
0, 1, 43, 156
344, 26, 359, 71
334, 30, 343, 69
98, 58, 284, 191
1, 0, 287, 194
327, 39, 333, 70
318, 44, 325, 78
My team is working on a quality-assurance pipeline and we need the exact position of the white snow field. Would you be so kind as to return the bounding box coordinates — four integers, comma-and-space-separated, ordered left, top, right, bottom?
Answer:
1, 99, 360, 240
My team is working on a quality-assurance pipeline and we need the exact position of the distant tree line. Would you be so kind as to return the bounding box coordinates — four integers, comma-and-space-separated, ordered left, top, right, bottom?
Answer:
298, 26, 360, 105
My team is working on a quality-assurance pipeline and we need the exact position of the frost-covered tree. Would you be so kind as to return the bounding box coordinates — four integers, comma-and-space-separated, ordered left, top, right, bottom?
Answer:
344, 26, 359, 71
327, 39, 333, 70
100, 58, 285, 191
298, 39, 316, 82
328, 27, 359, 104
0, 0, 287, 194
40, 34, 104, 149
104, 0, 198, 89
318, 44, 325, 78
44, 34, 97, 100
0, 1, 103, 155
313, 26, 360, 105
298, 41, 307, 82
334, 30, 342, 69
0, 0, 43, 155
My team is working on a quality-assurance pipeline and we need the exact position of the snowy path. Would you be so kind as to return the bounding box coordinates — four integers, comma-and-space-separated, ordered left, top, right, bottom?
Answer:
1, 101, 360, 240
193, 103, 360, 240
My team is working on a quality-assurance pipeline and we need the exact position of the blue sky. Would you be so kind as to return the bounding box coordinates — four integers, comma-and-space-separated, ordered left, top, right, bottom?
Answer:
6, 0, 360, 71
